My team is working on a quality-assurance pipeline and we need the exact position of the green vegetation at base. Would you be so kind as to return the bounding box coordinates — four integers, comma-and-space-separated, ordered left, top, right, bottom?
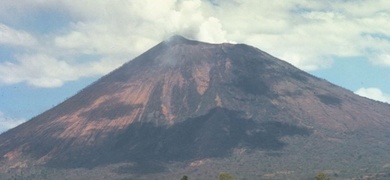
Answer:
315, 172, 330, 180
180, 172, 237, 180
218, 172, 237, 180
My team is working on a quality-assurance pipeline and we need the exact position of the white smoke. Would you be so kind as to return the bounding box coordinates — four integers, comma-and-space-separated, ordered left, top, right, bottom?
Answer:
0, 0, 389, 87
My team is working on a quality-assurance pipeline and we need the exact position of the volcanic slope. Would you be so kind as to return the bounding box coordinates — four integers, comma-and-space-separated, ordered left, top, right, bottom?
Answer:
1, 35, 390, 179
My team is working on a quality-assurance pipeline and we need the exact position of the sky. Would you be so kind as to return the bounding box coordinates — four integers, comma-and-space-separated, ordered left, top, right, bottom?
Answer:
0, 0, 390, 133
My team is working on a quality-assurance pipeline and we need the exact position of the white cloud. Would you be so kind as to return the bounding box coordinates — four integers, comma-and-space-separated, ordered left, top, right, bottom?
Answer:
378, 54, 390, 66
0, 112, 26, 133
355, 87, 390, 104
53, 0, 220, 55
0, 54, 124, 88
0, 24, 37, 47
0, 0, 390, 87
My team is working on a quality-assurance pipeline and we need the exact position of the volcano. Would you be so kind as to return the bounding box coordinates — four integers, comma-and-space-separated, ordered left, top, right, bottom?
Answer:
1, 35, 390, 179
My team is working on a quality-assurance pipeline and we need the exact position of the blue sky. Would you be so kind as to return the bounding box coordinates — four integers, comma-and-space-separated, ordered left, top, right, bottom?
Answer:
0, 0, 390, 132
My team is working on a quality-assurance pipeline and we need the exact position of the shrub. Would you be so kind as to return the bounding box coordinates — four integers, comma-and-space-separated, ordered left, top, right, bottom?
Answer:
315, 172, 330, 180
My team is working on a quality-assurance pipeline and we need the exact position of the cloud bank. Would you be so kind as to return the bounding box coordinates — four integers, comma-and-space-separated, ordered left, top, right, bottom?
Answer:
0, 0, 389, 87
355, 87, 390, 104
0, 112, 26, 133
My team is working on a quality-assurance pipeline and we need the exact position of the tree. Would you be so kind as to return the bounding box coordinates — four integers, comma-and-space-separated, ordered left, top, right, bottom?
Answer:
218, 172, 237, 180
315, 172, 330, 180
181, 175, 189, 180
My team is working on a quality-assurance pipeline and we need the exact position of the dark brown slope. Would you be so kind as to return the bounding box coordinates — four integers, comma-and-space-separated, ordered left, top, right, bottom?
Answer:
1, 36, 390, 178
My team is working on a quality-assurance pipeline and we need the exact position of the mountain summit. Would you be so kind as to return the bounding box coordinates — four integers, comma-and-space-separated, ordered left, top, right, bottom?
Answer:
1, 36, 390, 179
